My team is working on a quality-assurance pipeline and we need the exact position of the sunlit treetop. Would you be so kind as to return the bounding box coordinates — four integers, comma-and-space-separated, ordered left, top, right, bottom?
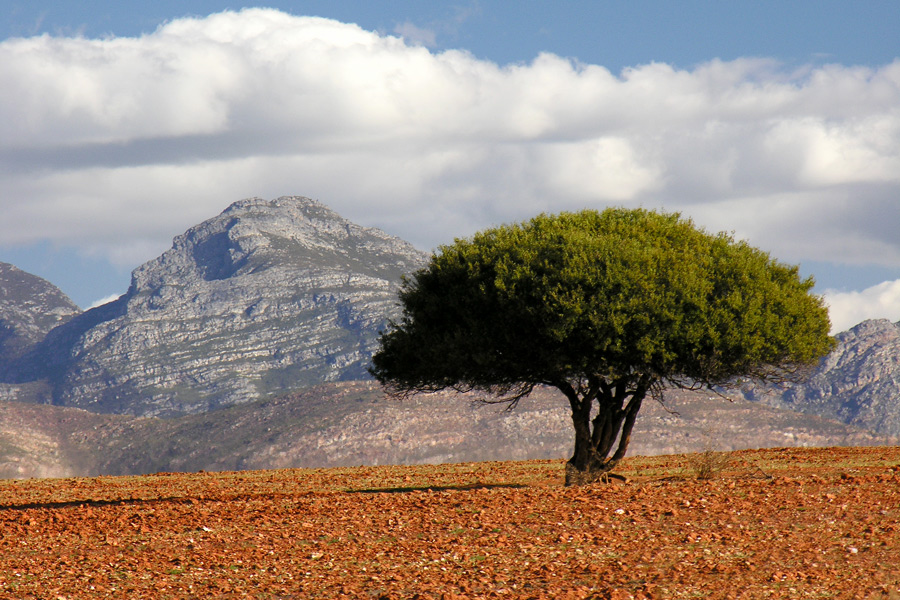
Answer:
374, 208, 834, 398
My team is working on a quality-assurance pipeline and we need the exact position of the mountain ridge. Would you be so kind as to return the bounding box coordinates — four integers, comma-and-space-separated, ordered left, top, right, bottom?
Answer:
0, 262, 81, 369
13, 196, 427, 417
741, 318, 900, 437
2, 196, 900, 479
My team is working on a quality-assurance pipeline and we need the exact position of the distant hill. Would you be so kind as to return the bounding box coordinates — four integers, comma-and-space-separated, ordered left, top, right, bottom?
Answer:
0, 382, 894, 479
740, 319, 900, 438
10, 196, 427, 417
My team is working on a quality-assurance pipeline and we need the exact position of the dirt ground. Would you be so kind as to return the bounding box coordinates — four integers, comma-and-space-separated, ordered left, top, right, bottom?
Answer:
1, 446, 899, 599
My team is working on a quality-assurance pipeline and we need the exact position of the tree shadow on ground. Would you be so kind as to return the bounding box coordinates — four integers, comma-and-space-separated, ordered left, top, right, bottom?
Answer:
346, 482, 526, 494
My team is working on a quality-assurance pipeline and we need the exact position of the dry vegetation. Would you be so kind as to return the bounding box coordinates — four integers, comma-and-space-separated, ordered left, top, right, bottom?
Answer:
1, 446, 899, 599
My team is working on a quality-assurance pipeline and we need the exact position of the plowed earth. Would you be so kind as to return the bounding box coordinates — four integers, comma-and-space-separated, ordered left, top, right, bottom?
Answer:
1, 446, 899, 599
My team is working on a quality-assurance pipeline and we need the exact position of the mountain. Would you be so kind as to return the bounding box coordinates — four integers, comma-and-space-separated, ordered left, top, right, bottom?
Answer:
741, 319, 900, 437
20, 196, 428, 417
1, 382, 894, 479
0, 263, 81, 406
3, 197, 900, 479
0, 262, 80, 366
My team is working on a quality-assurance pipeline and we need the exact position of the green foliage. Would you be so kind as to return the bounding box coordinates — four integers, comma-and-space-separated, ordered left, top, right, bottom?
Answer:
372, 208, 834, 396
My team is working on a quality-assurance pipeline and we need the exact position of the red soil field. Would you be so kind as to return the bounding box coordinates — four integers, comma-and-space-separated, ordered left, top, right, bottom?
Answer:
1, 446, 899, 599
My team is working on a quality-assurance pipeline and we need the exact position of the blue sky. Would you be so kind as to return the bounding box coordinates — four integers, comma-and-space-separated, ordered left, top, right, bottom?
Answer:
6, 1, 899, 69
2, 1, 900, 332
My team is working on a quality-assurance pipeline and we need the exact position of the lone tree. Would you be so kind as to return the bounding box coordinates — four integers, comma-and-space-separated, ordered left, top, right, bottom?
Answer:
370, 208, 834, 484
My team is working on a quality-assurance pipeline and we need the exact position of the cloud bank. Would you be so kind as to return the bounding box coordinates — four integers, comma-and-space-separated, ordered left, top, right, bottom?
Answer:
824, 281, 900, 334
2, 8, 899, 327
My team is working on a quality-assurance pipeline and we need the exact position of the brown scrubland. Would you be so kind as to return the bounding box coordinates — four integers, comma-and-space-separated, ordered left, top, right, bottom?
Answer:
1, 446, 899, 599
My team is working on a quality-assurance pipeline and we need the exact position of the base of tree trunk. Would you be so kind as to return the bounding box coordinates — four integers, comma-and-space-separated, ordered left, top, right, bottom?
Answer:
564, 462, 628, 486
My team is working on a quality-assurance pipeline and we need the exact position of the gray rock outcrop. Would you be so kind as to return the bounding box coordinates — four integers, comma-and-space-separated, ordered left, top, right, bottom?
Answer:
741, 319, 900, 437
0, 262, 81, 366
26, 196, 428, 417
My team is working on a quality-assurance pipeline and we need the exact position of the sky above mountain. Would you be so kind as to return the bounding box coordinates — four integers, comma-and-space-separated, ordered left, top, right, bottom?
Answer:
2, 1, 899, 333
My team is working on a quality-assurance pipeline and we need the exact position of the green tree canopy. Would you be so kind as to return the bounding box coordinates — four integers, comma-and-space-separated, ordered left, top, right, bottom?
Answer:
371, 208, 834, 483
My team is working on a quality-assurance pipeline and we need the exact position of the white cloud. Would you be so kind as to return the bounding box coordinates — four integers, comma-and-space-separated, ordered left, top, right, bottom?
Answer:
1, 7, 899, 283
824, 280, 900, 334
88, 293, 124, 309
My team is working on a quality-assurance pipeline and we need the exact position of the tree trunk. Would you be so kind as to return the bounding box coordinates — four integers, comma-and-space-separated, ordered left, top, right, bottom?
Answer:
560, 376, 649, 486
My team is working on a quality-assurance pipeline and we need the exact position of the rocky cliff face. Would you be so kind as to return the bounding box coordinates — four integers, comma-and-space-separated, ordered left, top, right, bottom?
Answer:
0, 262, 80, 410
27, 196, 428, 417
0, 262, 80, 367
741, 319, 900, 437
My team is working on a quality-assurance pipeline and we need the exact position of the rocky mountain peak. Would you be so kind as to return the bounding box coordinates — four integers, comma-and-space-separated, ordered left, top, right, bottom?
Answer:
0, 262, 80, 365
814, 319, 900, 377
742, 318, 900, 437
839, 317, 899, 345
12, 196, 429, 417
130, 196, 421, 296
